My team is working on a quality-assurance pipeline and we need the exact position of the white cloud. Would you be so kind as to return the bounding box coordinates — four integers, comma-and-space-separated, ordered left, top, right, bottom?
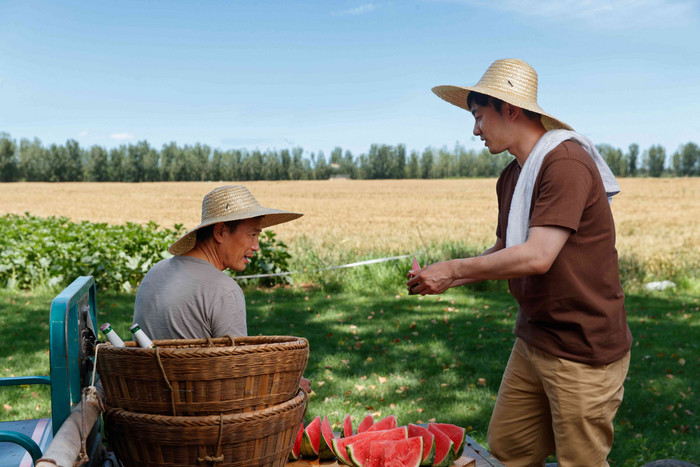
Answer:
110, 133, 134, 141
438, 0, 697, 29
332, 3, 380, 16
79, 131, 88, 137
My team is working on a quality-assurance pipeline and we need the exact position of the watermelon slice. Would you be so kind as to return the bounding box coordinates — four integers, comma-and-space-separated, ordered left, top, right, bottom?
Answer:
319, 415, 336, 460
346, 426, 408, 467
428, 424, 456, 467
429, 422, 467, 458
366, 415, 398, 432
332, 427, 408, 466
408, 424, 435, 466
300, 416, 321, 458
288, 422, 304, 461
343, 413, 354, 438
412, 256, 421, 273
357, 413, 374, 433
381, 437, 424, 467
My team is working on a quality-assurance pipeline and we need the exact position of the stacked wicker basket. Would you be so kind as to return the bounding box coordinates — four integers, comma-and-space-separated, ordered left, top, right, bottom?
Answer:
96, 335, 309, 467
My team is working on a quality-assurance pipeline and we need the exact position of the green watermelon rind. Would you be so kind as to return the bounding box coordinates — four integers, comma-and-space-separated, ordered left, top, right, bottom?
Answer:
300, 416, 321, 458
319, 415, 336, 461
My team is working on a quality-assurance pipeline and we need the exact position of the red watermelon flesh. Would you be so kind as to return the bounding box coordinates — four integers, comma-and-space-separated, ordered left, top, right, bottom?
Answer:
380, 437, 424, 467
333, 427, 407, 466
357, 413, 375, 433
427, 424, 456, 467
300, 416, 321, 458
429, 423, 467, 458
288, 422, 304, 461
366, 414, 398, 432
319, 415, 337, 460
346, 426, 408, 467
367, 442, 385, 467
412, 257, 421, 273
343, 413, 354, 438
408, 424, 435, 466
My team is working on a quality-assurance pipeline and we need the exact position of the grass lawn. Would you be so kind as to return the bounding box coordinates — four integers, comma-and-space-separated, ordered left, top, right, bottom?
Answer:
1, 285, 698, 466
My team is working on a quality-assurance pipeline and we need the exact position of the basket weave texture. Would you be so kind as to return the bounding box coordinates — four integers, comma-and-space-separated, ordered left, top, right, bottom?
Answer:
96, 335, 309, 416
105, 389, 308, 467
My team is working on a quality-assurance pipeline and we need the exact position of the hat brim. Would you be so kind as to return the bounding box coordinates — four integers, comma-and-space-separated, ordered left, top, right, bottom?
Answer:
432, 84, 573, 132
168, 207, 303, 256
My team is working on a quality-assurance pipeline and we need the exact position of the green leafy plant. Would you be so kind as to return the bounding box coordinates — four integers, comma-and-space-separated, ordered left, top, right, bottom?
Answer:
0, 214, 293, 291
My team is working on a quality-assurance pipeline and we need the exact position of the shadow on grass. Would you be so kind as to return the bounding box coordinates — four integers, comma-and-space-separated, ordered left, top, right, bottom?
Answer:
1, 286, 698, 465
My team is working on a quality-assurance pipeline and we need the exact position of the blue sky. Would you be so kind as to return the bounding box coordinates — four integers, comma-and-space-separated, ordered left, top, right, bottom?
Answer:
1, 0, 698, 158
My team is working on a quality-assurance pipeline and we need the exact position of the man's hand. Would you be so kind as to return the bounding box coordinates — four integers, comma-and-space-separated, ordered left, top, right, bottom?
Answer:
406, 260, 455, 295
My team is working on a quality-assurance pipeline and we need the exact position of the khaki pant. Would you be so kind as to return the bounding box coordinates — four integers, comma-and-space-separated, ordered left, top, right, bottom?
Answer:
487, 338, 630, 467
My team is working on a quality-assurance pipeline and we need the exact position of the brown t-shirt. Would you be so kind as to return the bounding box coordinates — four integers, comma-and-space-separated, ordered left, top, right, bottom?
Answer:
496, 140, 632, 365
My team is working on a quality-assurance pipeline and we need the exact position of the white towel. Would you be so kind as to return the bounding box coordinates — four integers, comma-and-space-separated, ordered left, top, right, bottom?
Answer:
505, 130, 621, 248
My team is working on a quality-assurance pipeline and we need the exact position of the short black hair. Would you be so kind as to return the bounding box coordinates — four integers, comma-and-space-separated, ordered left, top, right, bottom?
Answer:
195, 220, 241, 243
467, 91, 541, 121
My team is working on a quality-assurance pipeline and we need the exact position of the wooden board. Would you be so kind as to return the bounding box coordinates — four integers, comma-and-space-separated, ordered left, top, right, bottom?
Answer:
292, 455, 476, 467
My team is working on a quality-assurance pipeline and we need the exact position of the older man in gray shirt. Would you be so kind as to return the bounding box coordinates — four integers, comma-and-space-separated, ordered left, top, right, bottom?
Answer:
133, 185, 302, 340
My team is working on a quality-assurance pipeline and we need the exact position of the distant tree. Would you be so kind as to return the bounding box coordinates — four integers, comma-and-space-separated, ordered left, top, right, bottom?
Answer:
644, 145, 666, 177
420, 148, 434, 179
679, 142, 699, 176
17, 138, 48, 181
0, 132, 18, 182
85, 145, 110, 181
407, 150, 420, 179
108, 146, 126, 181
627, 143, 639, 176
597, 144, 627, 177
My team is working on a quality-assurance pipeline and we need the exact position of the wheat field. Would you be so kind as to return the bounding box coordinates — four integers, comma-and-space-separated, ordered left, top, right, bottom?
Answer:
1, 179, 698, 272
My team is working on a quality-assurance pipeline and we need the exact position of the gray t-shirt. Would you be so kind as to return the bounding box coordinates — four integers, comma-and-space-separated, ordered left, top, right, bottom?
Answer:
133, 255, 246, 339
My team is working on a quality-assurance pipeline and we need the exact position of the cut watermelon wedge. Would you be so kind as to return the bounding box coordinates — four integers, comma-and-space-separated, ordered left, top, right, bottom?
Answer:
288, 421, 304, 461
366, 414, 398, 432
332, 427, 408, 466
412, 256, 421, 273
428, 424, 456, 467
429, 422, 467, 458
343, 413, 354, 438
408, 424, 436, 466
320, 415, 337, 460
300, 416, 321, 458
346, 426, 408, 467
357, 413, 374, 433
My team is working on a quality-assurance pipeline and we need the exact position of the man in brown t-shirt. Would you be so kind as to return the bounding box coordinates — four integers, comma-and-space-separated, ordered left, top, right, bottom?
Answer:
408, 59, 632, 466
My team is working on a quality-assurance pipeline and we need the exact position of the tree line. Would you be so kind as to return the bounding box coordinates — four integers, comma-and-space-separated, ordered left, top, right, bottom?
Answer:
0, 132, 698, 182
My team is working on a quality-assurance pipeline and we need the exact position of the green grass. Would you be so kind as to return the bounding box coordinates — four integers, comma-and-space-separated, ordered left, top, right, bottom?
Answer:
1, 282, 698, 465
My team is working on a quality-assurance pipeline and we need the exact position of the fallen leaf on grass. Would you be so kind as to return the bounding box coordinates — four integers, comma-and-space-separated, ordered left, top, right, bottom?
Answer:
3, 404, 12, 411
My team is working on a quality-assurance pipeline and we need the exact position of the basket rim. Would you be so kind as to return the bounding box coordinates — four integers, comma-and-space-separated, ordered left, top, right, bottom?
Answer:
105, 389, 308, 426
98, 335, 308, 357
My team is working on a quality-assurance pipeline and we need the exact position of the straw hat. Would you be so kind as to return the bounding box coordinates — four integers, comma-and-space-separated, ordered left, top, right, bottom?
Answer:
432, 58, 573, 131
169, 185, 303, 256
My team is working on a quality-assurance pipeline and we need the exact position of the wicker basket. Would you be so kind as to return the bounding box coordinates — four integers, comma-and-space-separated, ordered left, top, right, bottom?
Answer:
104, 389, 307, 467
96, 335, 309, 416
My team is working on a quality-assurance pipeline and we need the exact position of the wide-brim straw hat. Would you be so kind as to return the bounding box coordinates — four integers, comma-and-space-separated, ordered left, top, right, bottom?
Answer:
432, 58, 573, 131
169, 185, 303, 256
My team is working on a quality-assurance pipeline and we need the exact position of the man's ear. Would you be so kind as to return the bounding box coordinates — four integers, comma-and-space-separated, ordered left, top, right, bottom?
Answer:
212, 222, 226, 244
503, 102, 521, 122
